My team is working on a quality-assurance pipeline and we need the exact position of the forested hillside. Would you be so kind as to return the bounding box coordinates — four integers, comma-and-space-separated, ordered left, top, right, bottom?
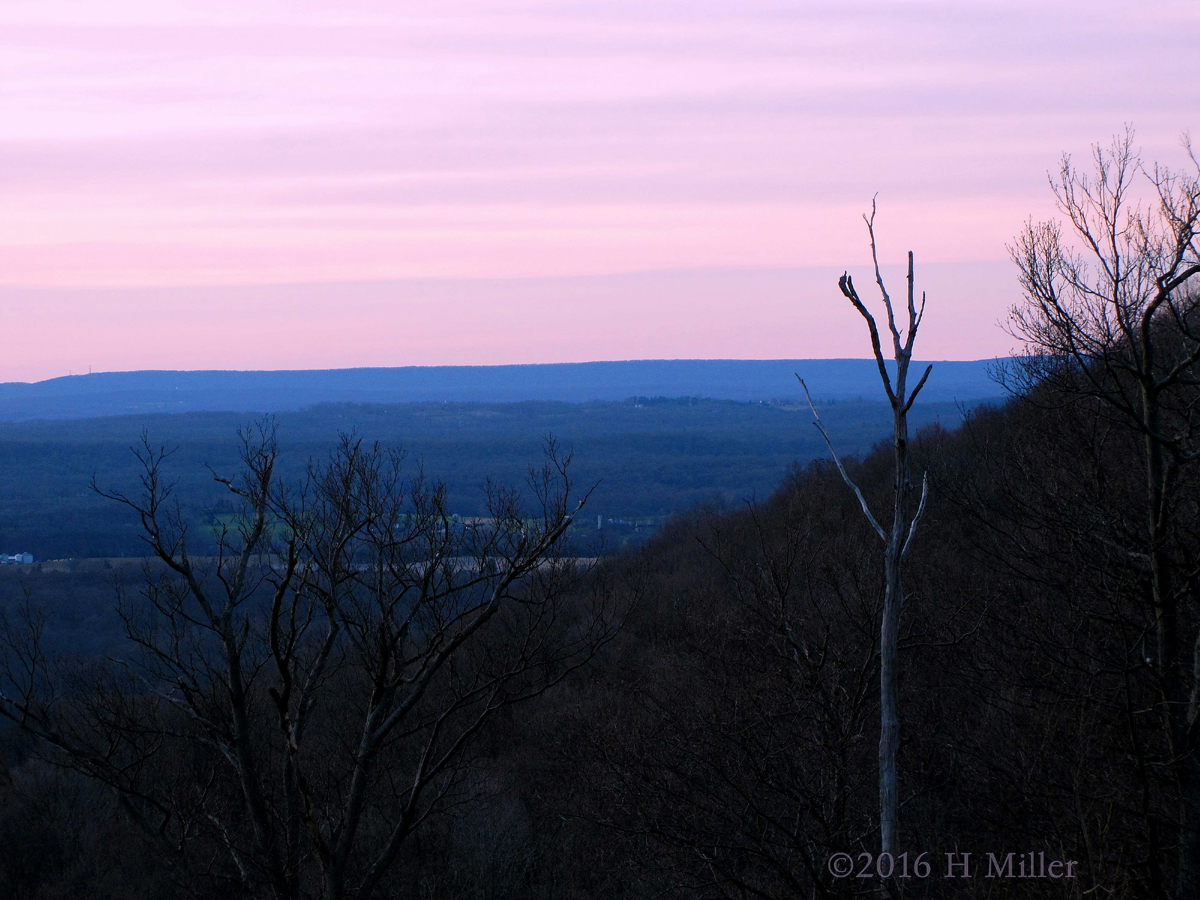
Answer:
0, 396, 972, 559
0, 378, 1194, 899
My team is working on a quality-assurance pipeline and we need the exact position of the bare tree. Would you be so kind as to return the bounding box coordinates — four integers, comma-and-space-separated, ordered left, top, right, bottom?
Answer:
799, 202, 931, 857
0, 423, 620, 900
1007, 128, 1200, 900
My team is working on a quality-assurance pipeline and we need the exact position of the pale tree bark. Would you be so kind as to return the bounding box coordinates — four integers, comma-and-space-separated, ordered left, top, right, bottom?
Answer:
800, 201, 931, 858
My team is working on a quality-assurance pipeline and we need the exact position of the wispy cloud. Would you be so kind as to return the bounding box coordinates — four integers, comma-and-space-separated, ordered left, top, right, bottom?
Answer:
0, 1, 1195, 375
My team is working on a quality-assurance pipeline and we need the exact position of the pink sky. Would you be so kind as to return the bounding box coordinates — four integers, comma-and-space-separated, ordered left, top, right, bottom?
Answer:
1, 0, 1197, 381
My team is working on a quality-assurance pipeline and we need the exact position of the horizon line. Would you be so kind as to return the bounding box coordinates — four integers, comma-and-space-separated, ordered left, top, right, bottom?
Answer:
19, 357, 1009, 388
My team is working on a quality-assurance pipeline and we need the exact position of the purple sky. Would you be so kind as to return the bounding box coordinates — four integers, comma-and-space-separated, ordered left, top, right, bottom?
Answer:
2, 0, 1197, 381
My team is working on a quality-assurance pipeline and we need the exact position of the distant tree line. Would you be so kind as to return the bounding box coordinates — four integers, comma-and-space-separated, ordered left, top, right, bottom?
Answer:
0, 396, 968, 561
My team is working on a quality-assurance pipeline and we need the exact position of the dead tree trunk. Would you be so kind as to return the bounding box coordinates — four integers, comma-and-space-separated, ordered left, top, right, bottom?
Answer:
800, 202, 931, 856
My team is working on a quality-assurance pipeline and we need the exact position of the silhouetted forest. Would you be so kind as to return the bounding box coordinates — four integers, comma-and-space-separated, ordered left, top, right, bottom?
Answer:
0, 372, 1194, 899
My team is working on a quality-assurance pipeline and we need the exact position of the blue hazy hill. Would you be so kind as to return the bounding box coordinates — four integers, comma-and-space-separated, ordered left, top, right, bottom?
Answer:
0, 359, 1004, 421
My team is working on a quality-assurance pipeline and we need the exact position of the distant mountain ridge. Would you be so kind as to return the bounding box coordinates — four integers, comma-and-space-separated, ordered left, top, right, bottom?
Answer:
0, 359, 1006, 421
